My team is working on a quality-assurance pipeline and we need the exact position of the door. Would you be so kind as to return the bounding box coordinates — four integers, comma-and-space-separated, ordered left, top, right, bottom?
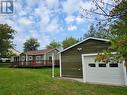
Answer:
83, 54, 125, 85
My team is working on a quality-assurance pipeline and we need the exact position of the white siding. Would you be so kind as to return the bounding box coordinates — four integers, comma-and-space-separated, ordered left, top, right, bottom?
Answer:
82, 55, 125, 86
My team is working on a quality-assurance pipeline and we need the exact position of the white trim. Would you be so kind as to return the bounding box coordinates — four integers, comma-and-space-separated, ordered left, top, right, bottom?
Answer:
59, 53, 62, 77
26, 54, 28, 65
44, 48, 59, 55
36, 56, 41, 60
21, 56, 25, 61
81, 53, 98, 83
82, 55, 86, 82
82, 52, 117, 57
28, 56, 33, 60
59, 37, 110, 53
52, 53, 55, 78
44, 54, 46, 64
123, 61, 127, 86
82, 53, 98, 57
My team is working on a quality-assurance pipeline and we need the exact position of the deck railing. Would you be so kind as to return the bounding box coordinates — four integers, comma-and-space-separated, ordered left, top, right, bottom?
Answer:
11, 60, 59, 67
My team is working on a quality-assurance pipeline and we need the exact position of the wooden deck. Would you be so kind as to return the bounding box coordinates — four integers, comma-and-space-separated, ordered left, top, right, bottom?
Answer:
10, 60, 59, 68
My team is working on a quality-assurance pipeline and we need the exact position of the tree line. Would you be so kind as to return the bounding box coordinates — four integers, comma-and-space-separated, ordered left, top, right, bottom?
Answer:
23, 37, 78, 52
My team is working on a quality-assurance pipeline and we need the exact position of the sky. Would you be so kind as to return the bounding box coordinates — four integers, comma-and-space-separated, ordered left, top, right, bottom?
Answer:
0, 0, 115, 52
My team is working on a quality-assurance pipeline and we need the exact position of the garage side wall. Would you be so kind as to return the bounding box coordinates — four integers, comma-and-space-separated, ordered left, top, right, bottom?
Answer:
61, 39, 111, 78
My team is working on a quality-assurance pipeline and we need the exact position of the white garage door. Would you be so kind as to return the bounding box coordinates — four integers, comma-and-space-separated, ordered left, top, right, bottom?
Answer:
83, 55, 125, 86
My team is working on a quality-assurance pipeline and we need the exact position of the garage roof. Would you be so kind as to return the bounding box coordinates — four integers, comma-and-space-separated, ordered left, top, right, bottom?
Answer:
60, 37, 110, 53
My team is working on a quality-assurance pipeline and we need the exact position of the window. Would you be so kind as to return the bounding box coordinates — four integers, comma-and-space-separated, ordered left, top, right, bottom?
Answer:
49, 56, 52, 60
99, 64, 106, 67
49, 56, 52, 62
36, 56, 41, 60
109, 64, 118, 67
21, 56, 25, 61
29, 56, 33, 60
89, 63, 96, 67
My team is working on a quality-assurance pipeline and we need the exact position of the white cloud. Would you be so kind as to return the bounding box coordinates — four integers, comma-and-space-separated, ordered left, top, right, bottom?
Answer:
46, 19, 60, 33
76, 16, 84, 23
63, 0, 80, 14
46, 0, 59, 9
68, 26, 77, 31
26, 0, 43, 7
65, 15, 84, 24
18, 17, 33, 26
34, 6, 50, 26
79, 1, 94, 11
65, 15, 75, 23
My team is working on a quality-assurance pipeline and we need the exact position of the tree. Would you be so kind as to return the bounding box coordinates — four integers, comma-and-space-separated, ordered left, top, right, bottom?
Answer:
0, 24, 15, 57
62, 37, 78, 49
82, 22, 111, 40
110, 20, 127, 59
80, 0, 127, 63
95, 0, 127, 70
95, 22, 112, 39
23, 38, 40, 52
80, 0, 123, 21
109, 0, 127, 19
107, 0, 127, 69
46, 40, 61, 49
83, 24, 97, 38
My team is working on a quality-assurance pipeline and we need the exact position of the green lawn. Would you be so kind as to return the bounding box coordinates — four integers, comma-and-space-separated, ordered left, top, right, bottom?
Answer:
0, 67, 127, 95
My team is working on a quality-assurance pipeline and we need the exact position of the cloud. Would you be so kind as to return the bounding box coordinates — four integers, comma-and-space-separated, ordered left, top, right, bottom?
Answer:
18, 17, 33, 26
26, 0, 42, 7
63, 0, 80, 14
76, 16, 84, 23
65, 15, 75, 23
0, 0, 103, 51
34, 6, 50, 26
65, 15, 84, 24
68, 25, 77, 31
46, 19, 61, 33
46, 0, 60, 9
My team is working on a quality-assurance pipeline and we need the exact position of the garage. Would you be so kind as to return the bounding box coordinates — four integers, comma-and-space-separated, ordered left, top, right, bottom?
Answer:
60, 37, 127, 86
82, 53, 126, 86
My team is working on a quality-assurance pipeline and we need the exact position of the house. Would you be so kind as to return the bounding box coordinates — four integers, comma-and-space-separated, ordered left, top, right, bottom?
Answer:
59, 37, 127, 86
13, 48, 59, 67
9, 48, 21, 62
0, 48, 20, 63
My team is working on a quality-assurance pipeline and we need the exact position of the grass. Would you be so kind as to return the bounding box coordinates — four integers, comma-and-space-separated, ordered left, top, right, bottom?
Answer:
0, 66, 127, 95
0, 63, 10, 68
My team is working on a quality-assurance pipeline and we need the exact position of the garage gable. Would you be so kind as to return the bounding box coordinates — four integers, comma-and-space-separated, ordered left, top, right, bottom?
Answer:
60, 37, 110, 53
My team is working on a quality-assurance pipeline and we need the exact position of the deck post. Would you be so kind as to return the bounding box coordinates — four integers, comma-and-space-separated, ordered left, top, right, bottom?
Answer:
44, 54, 46, 65
19, 55, 20, 64
52, 53, 55, 78
26, 54, 28, 65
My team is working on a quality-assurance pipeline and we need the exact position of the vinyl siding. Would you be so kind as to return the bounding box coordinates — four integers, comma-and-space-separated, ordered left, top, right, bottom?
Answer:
61, 39, 111, 78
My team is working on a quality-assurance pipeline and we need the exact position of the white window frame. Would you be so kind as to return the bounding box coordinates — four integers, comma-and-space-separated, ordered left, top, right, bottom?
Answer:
28, 56, 33, 60
36, 56, 41, 60
21, 56, 25, 61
